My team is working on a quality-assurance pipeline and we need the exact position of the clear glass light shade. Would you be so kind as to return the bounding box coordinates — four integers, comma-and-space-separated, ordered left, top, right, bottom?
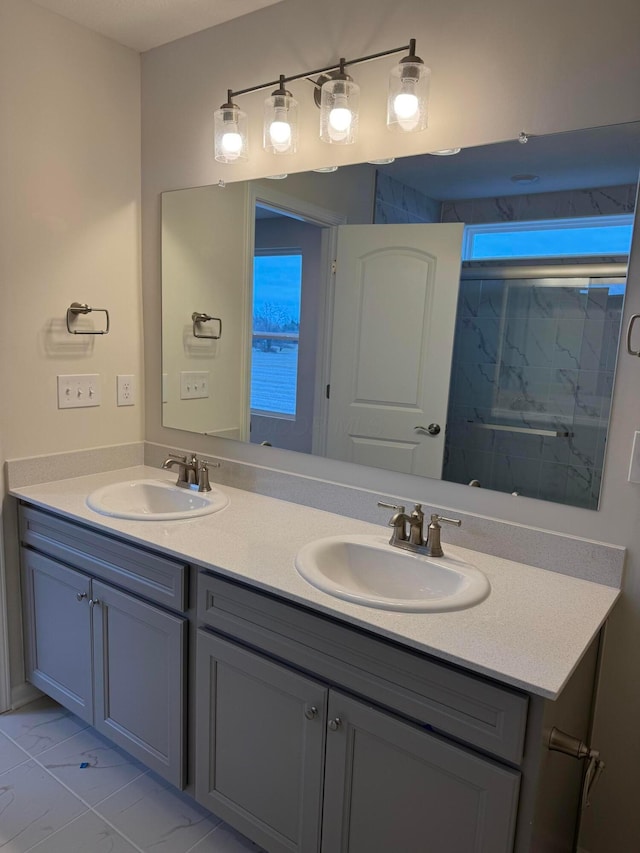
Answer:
214, 104, 248, 163
263, 92, 298, 154
387, 61, 430, 132
320, 78, 359, 145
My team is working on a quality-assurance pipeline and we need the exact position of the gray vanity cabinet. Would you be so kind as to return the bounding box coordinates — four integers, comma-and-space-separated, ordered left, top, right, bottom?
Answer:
90, 580, 185, 786
196, 628, 520, 853
21, 549, 93, 722
321, 692, 519, 853
19, 505, 187, 789
196, 573, 522, 853
196, 630, 327, 853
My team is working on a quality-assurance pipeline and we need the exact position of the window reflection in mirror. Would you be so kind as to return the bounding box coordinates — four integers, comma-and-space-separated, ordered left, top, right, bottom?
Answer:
161, 122, 640, 509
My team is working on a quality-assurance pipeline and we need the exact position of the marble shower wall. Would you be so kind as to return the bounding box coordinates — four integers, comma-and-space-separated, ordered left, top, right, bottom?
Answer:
374, 172, 441, 224
440, 183, 636, 224
443, 276, 624, 508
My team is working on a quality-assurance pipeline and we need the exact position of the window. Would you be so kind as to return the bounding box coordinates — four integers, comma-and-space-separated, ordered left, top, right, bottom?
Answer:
250, 251, 302, 418
462, 214, 634, 261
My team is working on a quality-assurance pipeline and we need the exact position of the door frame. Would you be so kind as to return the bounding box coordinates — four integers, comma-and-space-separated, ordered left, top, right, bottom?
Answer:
245, 183, 345, 453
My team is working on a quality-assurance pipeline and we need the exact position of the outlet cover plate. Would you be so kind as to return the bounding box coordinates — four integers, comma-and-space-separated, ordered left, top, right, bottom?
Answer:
117, 375, 135, 406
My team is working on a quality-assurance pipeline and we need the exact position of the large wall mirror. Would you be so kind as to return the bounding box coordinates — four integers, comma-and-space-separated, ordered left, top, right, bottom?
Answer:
162, 122, 640, 509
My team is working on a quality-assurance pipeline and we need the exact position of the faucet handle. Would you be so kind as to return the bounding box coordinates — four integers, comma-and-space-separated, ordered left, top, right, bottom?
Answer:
378, 501, 405, 513
197, 462, 211, 492
432, 513, 462, 528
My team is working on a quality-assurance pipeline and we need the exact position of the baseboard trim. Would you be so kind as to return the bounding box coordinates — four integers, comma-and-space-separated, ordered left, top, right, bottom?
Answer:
10, 681, 41, 710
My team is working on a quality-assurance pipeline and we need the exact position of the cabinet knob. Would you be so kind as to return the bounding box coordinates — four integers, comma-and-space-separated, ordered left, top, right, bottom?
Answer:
89, 598, 101, 607
76, 592, 87, 602
304, 705, 318, 721
328, 717, 342, 731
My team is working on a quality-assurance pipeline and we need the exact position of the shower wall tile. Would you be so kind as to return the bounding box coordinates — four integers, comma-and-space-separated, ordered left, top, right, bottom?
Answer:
440, 183, 635, 224
445, 276, 620, 510
374, 173, 441, 224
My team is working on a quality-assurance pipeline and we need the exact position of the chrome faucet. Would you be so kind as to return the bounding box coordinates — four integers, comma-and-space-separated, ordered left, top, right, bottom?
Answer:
378, 502, 461, 557
161, 453, 218, 492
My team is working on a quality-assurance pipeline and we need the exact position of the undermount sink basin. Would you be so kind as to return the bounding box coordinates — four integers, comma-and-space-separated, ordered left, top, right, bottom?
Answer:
295, 534, 490, 612
86, 479, 229, 520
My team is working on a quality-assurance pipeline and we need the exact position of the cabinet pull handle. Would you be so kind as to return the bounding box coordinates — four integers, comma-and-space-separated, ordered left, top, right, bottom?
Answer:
304, 705, 318, 721
89, 598, 101, 608
328, 717, 342, 731
76, 592, 87, 602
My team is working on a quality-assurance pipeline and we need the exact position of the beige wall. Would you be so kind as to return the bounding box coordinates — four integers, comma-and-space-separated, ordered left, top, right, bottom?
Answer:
141, 1, 640, 850
0, 0, 142, 691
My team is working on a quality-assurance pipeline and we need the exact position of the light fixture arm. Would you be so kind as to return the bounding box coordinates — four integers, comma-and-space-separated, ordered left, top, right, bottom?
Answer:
226, 42, 413, 100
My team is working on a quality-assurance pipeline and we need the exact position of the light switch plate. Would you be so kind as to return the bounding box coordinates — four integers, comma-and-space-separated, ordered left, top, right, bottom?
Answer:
628, 431, 640, 483
180, 371, 209, 400
57, 374, 101, 409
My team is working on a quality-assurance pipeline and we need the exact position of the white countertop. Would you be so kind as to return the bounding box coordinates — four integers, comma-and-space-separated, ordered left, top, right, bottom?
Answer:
11, 465, 620, 700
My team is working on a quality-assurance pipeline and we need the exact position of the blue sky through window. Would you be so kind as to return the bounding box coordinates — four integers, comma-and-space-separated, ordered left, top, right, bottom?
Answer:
464, 216, 634, 261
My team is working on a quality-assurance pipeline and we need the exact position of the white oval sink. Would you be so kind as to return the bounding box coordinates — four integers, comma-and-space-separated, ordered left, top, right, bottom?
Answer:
86, 479, 229, 521
295, 534, 490, 612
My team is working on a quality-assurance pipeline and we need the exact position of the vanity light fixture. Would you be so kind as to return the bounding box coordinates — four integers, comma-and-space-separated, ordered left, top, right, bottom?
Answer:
386, 39, 430, 132
263, 75, 298, 154
215, 39, 428, 164
317, 59, 360, 145
214, 90, 248, 163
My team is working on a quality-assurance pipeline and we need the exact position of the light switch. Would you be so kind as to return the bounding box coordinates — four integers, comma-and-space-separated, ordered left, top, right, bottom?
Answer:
57, 374, 101, 409
180, 371, 209, 400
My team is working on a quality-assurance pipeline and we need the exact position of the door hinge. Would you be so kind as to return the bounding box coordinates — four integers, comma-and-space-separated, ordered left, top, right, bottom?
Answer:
331, 260, 337, 274
326, 384, 330, 399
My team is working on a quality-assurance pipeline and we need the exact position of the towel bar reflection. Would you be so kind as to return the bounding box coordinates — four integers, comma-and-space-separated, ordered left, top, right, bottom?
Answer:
192, 312, 222, 340
467, 422, 573, 438
66, 302, 110, 335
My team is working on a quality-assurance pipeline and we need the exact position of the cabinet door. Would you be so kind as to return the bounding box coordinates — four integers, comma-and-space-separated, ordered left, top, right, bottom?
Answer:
22, 549, 93, 722
195, 630, 327, 853
322, 691, 520, 853
91, 580, 186, 788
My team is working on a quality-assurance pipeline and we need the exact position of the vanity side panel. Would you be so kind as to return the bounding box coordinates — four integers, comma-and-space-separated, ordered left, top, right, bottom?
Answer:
514, 636, 600, 853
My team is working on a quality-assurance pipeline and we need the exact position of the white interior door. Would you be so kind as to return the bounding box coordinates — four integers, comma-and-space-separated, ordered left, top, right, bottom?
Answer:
326, 223, 464, 478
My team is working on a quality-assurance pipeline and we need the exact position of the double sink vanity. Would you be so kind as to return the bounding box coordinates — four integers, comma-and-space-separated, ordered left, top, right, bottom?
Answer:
10, 459, 621, 853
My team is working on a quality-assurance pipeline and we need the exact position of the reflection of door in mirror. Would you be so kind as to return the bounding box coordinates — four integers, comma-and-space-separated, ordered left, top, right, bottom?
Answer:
326, 223, 463, 478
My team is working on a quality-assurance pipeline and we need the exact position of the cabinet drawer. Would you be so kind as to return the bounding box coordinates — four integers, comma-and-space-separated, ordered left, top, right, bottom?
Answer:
20, 504, 187, 612
198, 572, 528, 764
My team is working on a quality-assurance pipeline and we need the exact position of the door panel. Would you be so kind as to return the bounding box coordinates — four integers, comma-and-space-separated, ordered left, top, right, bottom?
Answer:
327, 224, 464, 478
22, 550, 93, 722
322, 691, 520, 853
195, 630, 327, 853
91, 580, 186, 788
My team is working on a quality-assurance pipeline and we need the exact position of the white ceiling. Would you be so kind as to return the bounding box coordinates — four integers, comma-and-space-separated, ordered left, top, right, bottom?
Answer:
31, 0, 285, 51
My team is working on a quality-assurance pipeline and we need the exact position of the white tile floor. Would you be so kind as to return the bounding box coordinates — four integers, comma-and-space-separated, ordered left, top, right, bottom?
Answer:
0, 697, 265, 853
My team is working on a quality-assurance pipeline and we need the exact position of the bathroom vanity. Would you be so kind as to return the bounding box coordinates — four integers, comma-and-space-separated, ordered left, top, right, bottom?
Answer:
11, 466, 621, 853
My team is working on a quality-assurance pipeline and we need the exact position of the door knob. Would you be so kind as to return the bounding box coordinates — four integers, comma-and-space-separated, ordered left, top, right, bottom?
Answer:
304, 705, 318, 720
89, 598, 101, 607
76, 592, 87, 602
328, 717, 342, 731
414, 423, 441, 436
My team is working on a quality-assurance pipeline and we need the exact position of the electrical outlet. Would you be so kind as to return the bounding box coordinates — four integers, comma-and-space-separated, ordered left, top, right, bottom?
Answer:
117, 375, 136, 407
180, 371, 209, 400
57, 374, 101, 409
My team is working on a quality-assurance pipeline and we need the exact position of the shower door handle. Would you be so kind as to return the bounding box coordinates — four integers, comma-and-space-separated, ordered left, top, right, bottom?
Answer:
627, 313, 640, 356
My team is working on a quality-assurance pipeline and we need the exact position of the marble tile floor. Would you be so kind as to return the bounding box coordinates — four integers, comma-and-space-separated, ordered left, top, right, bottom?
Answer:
0, 696, 264, 853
